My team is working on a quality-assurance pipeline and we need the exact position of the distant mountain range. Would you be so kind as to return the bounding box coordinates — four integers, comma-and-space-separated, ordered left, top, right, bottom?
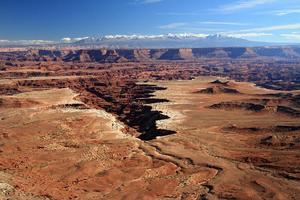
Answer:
71, 34, 272, 48
0, 34, 292, 49
2, 46, 300, 62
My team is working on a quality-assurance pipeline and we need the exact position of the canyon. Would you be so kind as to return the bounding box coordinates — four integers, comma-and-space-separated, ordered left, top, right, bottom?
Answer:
0, 48, 300, 200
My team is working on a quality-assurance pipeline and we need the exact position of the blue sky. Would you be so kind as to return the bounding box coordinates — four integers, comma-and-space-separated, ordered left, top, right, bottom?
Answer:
1, 0, 300, 42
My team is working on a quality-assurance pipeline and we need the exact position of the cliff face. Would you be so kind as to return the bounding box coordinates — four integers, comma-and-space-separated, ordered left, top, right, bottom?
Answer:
1, 46, 300, 62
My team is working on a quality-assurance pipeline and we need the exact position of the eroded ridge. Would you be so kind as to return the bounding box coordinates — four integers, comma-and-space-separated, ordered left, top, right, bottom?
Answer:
144, 77, 300, 200
0, 86, 224, 200
1, 51, 300, 199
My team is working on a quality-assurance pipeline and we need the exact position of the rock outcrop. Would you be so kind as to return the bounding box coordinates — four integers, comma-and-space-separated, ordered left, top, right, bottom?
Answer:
1, 46, 300, 62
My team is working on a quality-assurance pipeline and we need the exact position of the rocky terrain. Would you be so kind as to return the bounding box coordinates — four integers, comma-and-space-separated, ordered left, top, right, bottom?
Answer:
0, 48, 300, 199
1, 46, 300, 63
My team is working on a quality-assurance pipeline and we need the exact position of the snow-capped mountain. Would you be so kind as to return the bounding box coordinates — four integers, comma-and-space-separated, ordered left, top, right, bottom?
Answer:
0, 34, 278, 48
71, 34, 270, 48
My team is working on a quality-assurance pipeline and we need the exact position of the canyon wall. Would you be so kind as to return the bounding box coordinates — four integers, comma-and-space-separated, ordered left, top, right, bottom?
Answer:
1, 46, 300, 62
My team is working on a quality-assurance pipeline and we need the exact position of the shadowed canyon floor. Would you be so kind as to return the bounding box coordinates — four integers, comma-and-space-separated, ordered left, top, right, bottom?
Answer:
0, 52, 300, 199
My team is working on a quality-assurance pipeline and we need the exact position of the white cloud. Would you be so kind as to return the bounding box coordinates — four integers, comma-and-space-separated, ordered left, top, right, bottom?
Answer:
157, 20, 251, 35
281, 32, 300, 41
157, 12, 201, 16
135, 0, 163, 4
218, 0, 276, 12
220, 23, 300, 40
238, 23, 300, 32
158, 21, 247, 31
158, 22, 188, 29
227, 32, 273, 38
274, 9, 300, 16
0, 40, 55, 45
199, 21, 248, 26
17, 40, 54, 45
